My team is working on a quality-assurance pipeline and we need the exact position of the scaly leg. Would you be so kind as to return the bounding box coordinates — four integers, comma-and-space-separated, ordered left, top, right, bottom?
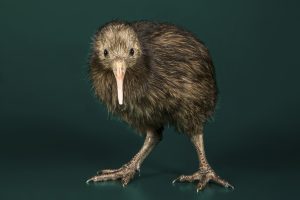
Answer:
86, 127, 162, 186
173, 132, 234, 192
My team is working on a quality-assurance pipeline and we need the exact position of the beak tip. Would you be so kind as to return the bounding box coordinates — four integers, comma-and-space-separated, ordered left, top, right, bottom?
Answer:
118, 99, 123, 105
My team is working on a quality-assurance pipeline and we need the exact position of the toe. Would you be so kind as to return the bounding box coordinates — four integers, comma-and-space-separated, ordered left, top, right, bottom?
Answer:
87, 172, 121, 183
121, 177, 130, 187
172, 175, 187, 184
196, 175, 209, 192
121, 171, 135, 187
173, 174, 199, 184
180, 175, 194, 182
98, 168, 120, 175
212, 176, 234, 190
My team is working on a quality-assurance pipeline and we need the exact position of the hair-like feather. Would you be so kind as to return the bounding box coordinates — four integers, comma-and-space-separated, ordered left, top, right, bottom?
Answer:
89, 20, 217, 136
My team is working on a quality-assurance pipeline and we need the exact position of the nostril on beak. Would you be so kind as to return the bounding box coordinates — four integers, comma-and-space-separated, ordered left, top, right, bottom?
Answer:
113, 62, 126, 78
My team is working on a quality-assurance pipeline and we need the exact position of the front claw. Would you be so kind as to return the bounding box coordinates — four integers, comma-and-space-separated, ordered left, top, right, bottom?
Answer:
86, 164, 138, 186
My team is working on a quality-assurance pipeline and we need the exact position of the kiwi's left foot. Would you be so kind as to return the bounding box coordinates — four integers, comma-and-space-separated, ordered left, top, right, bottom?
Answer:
172, 168, 234, 192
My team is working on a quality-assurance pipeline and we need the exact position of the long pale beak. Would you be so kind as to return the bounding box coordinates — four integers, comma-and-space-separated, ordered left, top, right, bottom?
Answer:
112, 60, 126, 105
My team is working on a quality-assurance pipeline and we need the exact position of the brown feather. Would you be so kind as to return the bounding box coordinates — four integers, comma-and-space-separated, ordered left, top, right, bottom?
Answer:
89, 20, 217, 136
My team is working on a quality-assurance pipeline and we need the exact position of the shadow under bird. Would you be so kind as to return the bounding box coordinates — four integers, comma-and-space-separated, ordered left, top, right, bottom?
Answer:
86, 20, 234, 192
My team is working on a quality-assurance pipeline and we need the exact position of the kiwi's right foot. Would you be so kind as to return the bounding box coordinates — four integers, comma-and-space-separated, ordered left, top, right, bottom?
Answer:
86, 163, 139, 187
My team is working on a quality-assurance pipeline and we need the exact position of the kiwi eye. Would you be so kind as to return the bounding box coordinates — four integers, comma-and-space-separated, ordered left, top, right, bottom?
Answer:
103, 49, 108, 57
129, 48, 134, 56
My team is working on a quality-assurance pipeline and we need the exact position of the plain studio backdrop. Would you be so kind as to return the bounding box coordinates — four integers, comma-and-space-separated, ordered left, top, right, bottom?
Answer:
0, 0, 299, 199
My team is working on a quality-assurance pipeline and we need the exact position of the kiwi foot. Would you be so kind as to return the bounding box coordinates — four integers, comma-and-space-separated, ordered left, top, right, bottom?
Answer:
172, 168, 234, 192
86, 163, 139, 187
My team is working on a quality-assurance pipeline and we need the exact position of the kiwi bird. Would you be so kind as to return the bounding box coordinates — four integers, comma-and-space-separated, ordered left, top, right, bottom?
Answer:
86, 20, 234, 191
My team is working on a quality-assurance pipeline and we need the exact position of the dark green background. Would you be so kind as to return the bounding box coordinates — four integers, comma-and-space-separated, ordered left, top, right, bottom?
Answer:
0, 0, 299, 199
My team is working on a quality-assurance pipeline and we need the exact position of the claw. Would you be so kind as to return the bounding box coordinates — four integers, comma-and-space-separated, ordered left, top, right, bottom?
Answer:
86, 177, 95, 184
196, 184, 206, 193
225, 183, 235, 190
172, 177, 179, 185
121, 179, 129, 187
136, 168, 141, 176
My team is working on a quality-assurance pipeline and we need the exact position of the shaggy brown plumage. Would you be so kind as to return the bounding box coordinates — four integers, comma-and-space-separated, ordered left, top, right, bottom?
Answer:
87, 20, 233, 191
89, 21, 217, 136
